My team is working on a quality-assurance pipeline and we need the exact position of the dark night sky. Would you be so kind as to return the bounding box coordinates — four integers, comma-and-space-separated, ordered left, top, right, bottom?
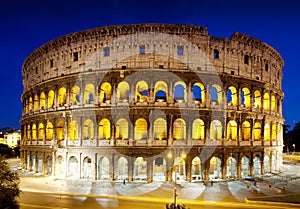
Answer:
0, 0, 299, 130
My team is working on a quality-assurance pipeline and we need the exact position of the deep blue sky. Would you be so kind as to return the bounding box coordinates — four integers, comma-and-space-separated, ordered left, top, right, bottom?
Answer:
0, 0, 299, 130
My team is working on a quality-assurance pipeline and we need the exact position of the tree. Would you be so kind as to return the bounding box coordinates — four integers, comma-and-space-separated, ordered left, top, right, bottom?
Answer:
0, 157, 20, 209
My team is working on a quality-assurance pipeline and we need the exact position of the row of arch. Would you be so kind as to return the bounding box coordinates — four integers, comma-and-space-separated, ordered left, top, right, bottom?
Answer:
23, 152, 278, 181
22, 117, 282, 142
23, 80, 282, 114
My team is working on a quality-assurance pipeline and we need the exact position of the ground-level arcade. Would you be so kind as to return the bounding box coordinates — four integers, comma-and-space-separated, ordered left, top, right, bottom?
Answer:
20, 146, 282, 182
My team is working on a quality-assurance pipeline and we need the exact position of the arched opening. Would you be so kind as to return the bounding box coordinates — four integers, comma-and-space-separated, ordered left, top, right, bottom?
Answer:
56, 121, 64, 140
226, 157, 237, 179
264, 155, 270, 174
174, 81, 186, 102
58, 87, 67, 107
153, 157, 166, 181
29, 97, 33, 112
254, 122, 262, 141
192, 119, 205, 140
264, 123, 270, 141
173, 156, 186, 181
117, 81, 130, 102
192, 83, 205, 104
47, 90, 55, 109
84, 84, 95, 104
34, 95, 39, 111
210, 84, 222, 105
272, 124, 277, 141
40, 92, 46, 110
271, 155, 276, 172
46, 156, 52, 175
271, 95, 276, 111
69, 120, 78, 140
99, 118, 111, 139
153, 118, 167, 140
209, 157, 221, 179
134, 118, 148, 140
98, 157, 110, 180
173, 118, 186, 140
99, 82, 112, 104
254, 90, 261, 108
27, 125, 31, 140
191, 157, 202, 181
115, 157, 128, 181
226, 120, 237, 141
242, 121, 251, 141
210, 120, 222, 140
32, 124, 37, 141
241, 87, 250, 108
134, 157, 147, 181
70, 85, 80, 105
154, 81, 167, 102
263, 92, 270, 110
241, 156, 250, 177
55, 156, 64, 177
68, 156, 78, 179
37, 154, 43, 173
83, 119, 94, 139
254, 156, 261, 176
136, 80, 149, 102
227, 86, 237, 106
116, 118, 128, 139
83, 157, 92, 179
38, 123, 44, 141
46, 122, 53, 141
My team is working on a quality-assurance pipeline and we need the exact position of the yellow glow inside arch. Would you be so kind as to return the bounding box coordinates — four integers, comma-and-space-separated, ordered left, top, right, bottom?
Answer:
99, 118, 111, 139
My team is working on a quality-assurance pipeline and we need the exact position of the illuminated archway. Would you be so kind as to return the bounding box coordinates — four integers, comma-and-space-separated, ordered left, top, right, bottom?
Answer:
70, 85, 80, 105
46, 122, 53, 140
116, 157, 128, 180
55, 156, 64, 177
153, 118, 167, 140
98, 157, 110, 180
241, 156, 250, 177
68, 156, 79, 179
153, 157, 166, 181
98, 118, 111, 139
58, 87, 67, 106
116, 118, 128, 139
38, 123, 44, 141
99, 82, 112, 104
40, 92, 46, 110
69, 121, 78, 140
226, 157, 237, 178
48, 90, 54, 109
264, 155, 270, 174
173, 156, 186, 181
241, 87, 250, 108
263, 92, 270, 110
209, 156, 221, 179
83, 119, 94, 139
56, 121, 64, 140
191, 157, 202, 181
117, 81, 130, 102
242, 121, 251, 141
272, 124, 277, 141
192, 82, 205, 104
84, 84, 95, 104
154, 81, 168, 102
253, 156, 261, 176
32, 124, 37, 141
254, 122, 262, 141
210, 84, 222, 105
29, 97, 33, 112
136, 80, 149, 102
134, 118, 148, 140
264, 123, 270, 141
173, 118, 186, 140
83, 157, 92, 179
192, 119, 205, 140
134, 157, 147, 181
34, 95, 39, 111
27, 125, 31, 140
271, 95, 276, 111
227, 86, 237, 106
254, 90, 261, 108
174, 81, 186, 102
210, 120, 222, 140
226, 120, 237, 141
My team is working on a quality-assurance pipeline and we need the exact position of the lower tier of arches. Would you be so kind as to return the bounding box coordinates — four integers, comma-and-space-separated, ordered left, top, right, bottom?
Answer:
20, 146, 283, 182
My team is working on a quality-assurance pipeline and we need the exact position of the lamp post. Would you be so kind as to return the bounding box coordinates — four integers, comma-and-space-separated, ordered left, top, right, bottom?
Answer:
293, 144, 296, 155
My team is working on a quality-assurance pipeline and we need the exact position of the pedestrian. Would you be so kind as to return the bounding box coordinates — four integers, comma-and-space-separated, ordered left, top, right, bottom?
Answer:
123, 179, 126, 185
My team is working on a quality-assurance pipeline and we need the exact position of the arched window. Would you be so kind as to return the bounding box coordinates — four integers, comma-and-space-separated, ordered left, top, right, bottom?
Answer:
70, 85, 80, 105
263, 92, 270, 110
48, 90, 55, 109
210, 157, 221, 179
117, 81, 130, 102
99, 118, 111, 139
29, 97, 33, 112
242, 121, 251, 141
153, 118, 167, 140
58, 87, 67, 106
27, 125, 31, 140
210, 120, 222, 140
174, 81, 186, 102
192, 83, 205, 104
227, 86, 237, 106
210, 84, 222, 105
272, 124, 277, 141
38, 123, 44, 141
254, 90, 261, 108
32, 124, 37, 140
241, 87, 250, 108
40, 92, 46, 110
226, 120, 237, 141
264, 123, 270, 141
69, 121, 78, 140
154, 81, 168, 102
192, 119, 205, 140
99, 82, 112, 104
46, 122, 53, 140
136, 81, 149, 102
134, 118, 147, 140
254, 122, 262, 141
84, 84, 95, 104
116, 118, 128, 139
173, 118, 186, 140
34, 95, 39, 112
56, 121, 64, 140
83, 119, 94, 139
271, 95, 276, 111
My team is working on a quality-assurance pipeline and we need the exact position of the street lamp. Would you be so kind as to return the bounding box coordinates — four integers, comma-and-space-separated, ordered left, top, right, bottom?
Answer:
293, 144, 296, 155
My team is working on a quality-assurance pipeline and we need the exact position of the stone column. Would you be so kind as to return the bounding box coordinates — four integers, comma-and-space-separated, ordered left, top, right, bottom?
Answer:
128, 157, 134, 182
147, 158, 153, 183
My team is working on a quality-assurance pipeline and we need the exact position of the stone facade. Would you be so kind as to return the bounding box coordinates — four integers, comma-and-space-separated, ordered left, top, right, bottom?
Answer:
20, 24, 284, 182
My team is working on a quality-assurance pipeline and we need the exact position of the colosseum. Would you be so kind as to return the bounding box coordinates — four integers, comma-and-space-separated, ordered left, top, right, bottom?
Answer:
20, 23, 284, 183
